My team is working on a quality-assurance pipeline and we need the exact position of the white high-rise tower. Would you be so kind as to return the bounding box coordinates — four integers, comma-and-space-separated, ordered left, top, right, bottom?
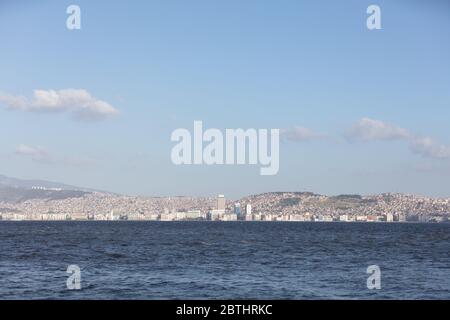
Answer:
217, 195, 226, 212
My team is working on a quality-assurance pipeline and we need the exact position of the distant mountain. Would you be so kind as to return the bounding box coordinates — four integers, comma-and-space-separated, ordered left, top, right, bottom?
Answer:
0, 174, 103, 193
0, 186, 89, 203
0, 174, 114, 203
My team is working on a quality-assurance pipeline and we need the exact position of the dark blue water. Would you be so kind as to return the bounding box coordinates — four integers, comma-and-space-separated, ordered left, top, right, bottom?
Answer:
0, 221, 448, 299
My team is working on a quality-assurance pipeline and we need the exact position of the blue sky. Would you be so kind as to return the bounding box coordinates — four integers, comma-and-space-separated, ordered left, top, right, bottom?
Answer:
1, 0, 450, 198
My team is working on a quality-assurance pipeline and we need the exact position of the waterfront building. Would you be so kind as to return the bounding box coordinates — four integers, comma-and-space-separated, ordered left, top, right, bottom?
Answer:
209, 210, 224, 221
176, 211, 186, 220
290, 214, 305, 222
253, 214, 262, 221
246, 204, 252, 216
234, 203, 241, 216
185, 210, 203, 220
160, 213, 176, 221
221, 214, 237, 221
386, 213, 394, 222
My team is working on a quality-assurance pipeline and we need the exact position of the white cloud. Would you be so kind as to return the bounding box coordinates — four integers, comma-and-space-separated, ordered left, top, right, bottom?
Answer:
346, 118, 450, 160
281, 126, 327, 142
0, 89, 119, 121
410, 137, 450, 159
15, 144, 97, 167
15, 144, 53, 163
345, 117, 410, 142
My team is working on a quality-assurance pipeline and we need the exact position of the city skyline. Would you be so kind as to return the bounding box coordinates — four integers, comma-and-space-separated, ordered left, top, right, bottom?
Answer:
1, 185, 448, 223
1, 1, 450, 199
